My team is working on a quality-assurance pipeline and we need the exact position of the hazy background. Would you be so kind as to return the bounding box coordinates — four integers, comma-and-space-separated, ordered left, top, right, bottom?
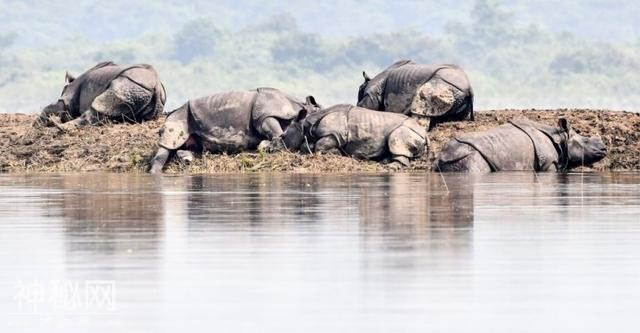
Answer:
1, 0, 639, 113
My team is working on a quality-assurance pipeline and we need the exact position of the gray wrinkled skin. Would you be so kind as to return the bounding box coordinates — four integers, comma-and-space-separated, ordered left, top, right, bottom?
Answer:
435, 118, 607, 173
281, 104, 428, 167
357, 59, 474, 129
150, 88, 320, 173
35, 61, 166, 128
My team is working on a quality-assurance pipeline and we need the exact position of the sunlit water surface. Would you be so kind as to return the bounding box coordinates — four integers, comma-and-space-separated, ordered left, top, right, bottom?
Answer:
0, 173, 639, 332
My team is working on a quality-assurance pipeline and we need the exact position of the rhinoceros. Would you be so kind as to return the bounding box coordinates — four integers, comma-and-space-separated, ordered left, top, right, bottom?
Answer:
35, 61, 166, 129
149, 88, 321, 173
435, 118, 607, 173
357, 59, 473, 130
279, 104, 428, 167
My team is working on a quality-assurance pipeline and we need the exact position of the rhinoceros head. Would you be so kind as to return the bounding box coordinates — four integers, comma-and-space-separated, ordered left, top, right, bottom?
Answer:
357, 71, 371, 102
58, 71, 80, 106
560, 119, 607, 168
37, 71, 78, 122
357, 71, 384, 110
302, 95, 321, 113
281, 109, 309, 152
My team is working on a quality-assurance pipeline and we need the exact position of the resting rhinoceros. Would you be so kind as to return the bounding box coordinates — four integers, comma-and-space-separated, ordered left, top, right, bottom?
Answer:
35, 61, 166, 128
149, 88, 321, 173
435, 118, 607, 173
279, 104, 428, 167
357, 59, 473, 130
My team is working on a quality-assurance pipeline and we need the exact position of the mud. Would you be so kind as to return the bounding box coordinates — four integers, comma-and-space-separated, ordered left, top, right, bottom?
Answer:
1, 109, 638, 173
409, 78, 459, 117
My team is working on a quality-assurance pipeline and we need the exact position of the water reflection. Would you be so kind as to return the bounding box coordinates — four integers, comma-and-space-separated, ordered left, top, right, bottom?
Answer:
24, 175, 164, 255
184, 174, 323, 226
0, 173, 639, 333
178, 173, 475, 246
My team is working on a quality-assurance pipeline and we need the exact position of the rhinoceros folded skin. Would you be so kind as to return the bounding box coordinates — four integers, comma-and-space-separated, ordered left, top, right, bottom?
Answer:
64, 61, 165, 122
384, 63, 471, 116
159, 88, 313, 153
358, 59, 473, 125
160, 91, 259, 153
303, 104, 427, 161
436, 119, 570, 172
151, 88, 321, 173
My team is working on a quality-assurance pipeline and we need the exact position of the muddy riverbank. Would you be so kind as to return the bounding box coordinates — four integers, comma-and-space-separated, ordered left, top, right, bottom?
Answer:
1, 109, 638, 173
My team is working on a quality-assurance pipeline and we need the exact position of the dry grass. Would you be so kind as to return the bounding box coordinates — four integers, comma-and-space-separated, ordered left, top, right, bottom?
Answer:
1, 109, 639, 173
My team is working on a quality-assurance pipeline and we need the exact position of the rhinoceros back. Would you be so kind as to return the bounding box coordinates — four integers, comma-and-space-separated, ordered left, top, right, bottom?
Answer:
384, 64, 471, 116
120, 65, 160, 91
455, 124, 535, 171
189, 91, 262, 153
159, 91, 257, 150
252, 88, 303, 126
71, 65, 125, 114
344, 107, 410, 159
309, 105, 409, 159
120, 65, 164, 120
454, 121, 559, 171
72, 63, 162, 116
385, 64, 442, 94
508, 120, 563, 171
305, 105, 350, 145
188, 91, 256, 132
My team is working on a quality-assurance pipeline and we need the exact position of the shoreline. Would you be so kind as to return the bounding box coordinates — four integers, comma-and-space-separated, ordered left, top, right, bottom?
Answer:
1, 109, 639, 173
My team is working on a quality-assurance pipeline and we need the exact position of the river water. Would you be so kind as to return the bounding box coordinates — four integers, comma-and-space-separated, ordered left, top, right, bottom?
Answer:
0, 173, 639, 332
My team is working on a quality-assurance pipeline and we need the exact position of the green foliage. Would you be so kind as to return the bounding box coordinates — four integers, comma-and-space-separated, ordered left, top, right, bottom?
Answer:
0, 32, 16, 49
1, 0, 639, 113
173, 18, 222, 64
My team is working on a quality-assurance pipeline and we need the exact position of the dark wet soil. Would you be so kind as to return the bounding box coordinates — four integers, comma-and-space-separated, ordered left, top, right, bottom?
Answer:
1, 109, 638, 173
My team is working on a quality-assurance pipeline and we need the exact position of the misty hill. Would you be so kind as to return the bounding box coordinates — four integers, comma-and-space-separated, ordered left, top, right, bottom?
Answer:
1, 0, 639, 113
3, 0, 639, 47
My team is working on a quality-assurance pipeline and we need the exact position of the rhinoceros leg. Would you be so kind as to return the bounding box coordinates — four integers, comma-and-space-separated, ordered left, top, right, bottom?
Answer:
176, 150, 194, 164
98, 77, 153, 122
56, 109, 96, 131
409, 78, 455, 116
258, 117, 287, 151
34, 101, 65, 127
387, 126, 427, 167
313, 136, 342, 155
150, 147, 171, 174
257, 117, 284, 138
409, 78, 468, 130
67, 78, 152, 129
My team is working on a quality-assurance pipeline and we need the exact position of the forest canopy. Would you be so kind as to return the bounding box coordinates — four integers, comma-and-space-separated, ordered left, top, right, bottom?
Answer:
0, 0, 639, 113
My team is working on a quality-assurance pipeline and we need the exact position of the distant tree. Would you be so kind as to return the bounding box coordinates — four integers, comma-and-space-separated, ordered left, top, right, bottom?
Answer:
550, 44, 639, 75
271, 33, 330, 71
445, 0, 521, 54
470, 0, 515, 47
173, 18, 221, 64
343, 33, 442, 67
93, 48, 136, 64
255, 13, 299, 34
343, 37, 392, 65
0, 32, 17, 50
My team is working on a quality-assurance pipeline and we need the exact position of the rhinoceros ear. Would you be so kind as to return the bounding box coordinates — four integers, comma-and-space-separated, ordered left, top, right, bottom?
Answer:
65, 71, 76, 83
296, 109, 308, 122
558, 118, 570, 132
362, 71, 371, 82
305, 95, 320, 108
